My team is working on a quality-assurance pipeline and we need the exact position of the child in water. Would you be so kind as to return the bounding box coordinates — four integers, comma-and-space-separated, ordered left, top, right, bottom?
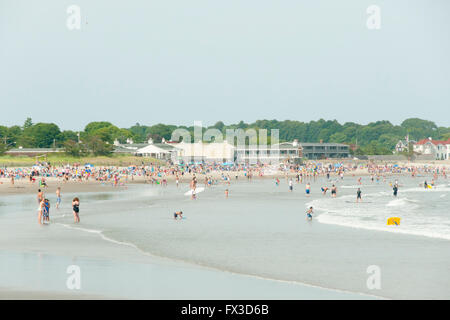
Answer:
174, 211, 183, 220
305, 183, 311, 196
42, 199, 50, 223
306, 207, 313, 220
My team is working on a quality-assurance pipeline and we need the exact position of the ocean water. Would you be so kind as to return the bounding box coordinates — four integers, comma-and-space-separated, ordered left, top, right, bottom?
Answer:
311, 178, 450, 240
1, 174, 449, 298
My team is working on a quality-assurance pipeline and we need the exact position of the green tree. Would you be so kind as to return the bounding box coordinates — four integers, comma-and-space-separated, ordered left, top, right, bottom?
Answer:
84, 136, 114, 156
59, 130, 79, 144
23, 117, 33, 130
0, 142, 7, 155
329, 132, 347, 143
23, 123, 61, 148
401, 118, 438, 140
84, 121, 114, 134
64, 140, 86, 157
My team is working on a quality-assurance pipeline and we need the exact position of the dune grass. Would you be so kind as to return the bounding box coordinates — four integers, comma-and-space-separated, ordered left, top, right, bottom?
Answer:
0, 154, 162, 167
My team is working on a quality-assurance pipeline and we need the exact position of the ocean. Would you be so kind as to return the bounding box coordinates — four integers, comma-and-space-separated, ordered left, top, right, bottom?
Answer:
1, 174, 449, 299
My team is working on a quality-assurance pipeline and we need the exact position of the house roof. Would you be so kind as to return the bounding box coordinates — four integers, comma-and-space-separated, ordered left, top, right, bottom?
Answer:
113, 146, 136, 153
153, 143, 177, 151
115, 143, 149, 150
415, 138, 450, 146
136, 144, 177, 154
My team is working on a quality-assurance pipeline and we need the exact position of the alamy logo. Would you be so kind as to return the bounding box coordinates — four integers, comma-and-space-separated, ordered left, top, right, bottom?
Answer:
66, 265, 81, 290
170, 121, 280, 164
66, 5, 81, 30
366, 265, 381, 289
366, 5, 381, 30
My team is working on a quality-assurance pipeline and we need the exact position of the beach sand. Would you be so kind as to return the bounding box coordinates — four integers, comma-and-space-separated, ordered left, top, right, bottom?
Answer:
0, 288, 107, 300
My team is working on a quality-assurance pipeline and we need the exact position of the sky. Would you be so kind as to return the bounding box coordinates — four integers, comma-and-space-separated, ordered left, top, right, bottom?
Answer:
1, 0, 449, 130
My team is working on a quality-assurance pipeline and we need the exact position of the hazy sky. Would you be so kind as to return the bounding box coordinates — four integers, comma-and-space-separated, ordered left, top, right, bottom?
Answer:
1, 0, 449, 130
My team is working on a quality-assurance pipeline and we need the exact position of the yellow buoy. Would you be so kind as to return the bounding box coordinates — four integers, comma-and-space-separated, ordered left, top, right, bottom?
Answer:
387, 217, 401, 226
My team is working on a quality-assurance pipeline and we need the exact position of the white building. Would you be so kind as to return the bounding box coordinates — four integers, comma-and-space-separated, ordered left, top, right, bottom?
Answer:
235, 141, 302, 164
135, 143, 179, 160
173, 141, 235, 163
413, 138, 450, 160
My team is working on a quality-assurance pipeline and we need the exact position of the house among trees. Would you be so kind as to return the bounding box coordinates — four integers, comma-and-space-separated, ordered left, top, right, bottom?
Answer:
413, 138, 450, 160
394, 139, 416, 153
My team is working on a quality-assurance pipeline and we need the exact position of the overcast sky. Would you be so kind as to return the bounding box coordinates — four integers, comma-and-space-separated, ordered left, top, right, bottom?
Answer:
1, 0, 449, 130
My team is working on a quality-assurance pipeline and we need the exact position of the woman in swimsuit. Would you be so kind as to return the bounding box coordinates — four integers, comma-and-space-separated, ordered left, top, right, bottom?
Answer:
72, 197, 80, 223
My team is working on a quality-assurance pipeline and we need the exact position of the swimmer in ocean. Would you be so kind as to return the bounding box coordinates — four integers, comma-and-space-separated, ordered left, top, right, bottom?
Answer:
174, 211, 183, 220
331, 185, 337, 198
306, 207, 313, 220
356, 188, 362, 203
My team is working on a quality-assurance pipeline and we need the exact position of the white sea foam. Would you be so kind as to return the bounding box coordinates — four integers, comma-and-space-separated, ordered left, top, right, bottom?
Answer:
314, 189, 450, 241
57, 223, 140, 249
386, 198, 419, 208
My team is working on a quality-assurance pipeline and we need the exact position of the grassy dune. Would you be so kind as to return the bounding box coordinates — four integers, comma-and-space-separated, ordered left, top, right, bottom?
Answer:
0, 154, 162, 167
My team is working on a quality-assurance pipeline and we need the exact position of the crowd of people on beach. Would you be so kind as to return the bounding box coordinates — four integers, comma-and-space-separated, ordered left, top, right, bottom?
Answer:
0, 160, 447, 187
1, 159, 447, 225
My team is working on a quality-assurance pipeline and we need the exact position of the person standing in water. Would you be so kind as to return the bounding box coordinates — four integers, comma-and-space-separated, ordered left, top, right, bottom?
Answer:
37, 189, 44, 205
306, 207, 313, 220
356, 188, 362, 203
72, 197, 80, 223
288, 179, 293, 192
56, 187, 61, 209
225, 189, 229, 198
305, 183, 311, 196
393, 184, 398, 197
331, 184, 337, 198
38, 198, 45, 225
190, 176, 197, 200
42, 198, 50, 223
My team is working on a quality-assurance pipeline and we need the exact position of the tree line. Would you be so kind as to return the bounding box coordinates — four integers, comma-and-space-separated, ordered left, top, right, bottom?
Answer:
1, 117, 449, 156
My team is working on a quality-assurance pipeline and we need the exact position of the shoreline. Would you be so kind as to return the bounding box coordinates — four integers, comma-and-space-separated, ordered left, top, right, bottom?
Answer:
0, 168, 417, 196
0, 286, 109, 300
